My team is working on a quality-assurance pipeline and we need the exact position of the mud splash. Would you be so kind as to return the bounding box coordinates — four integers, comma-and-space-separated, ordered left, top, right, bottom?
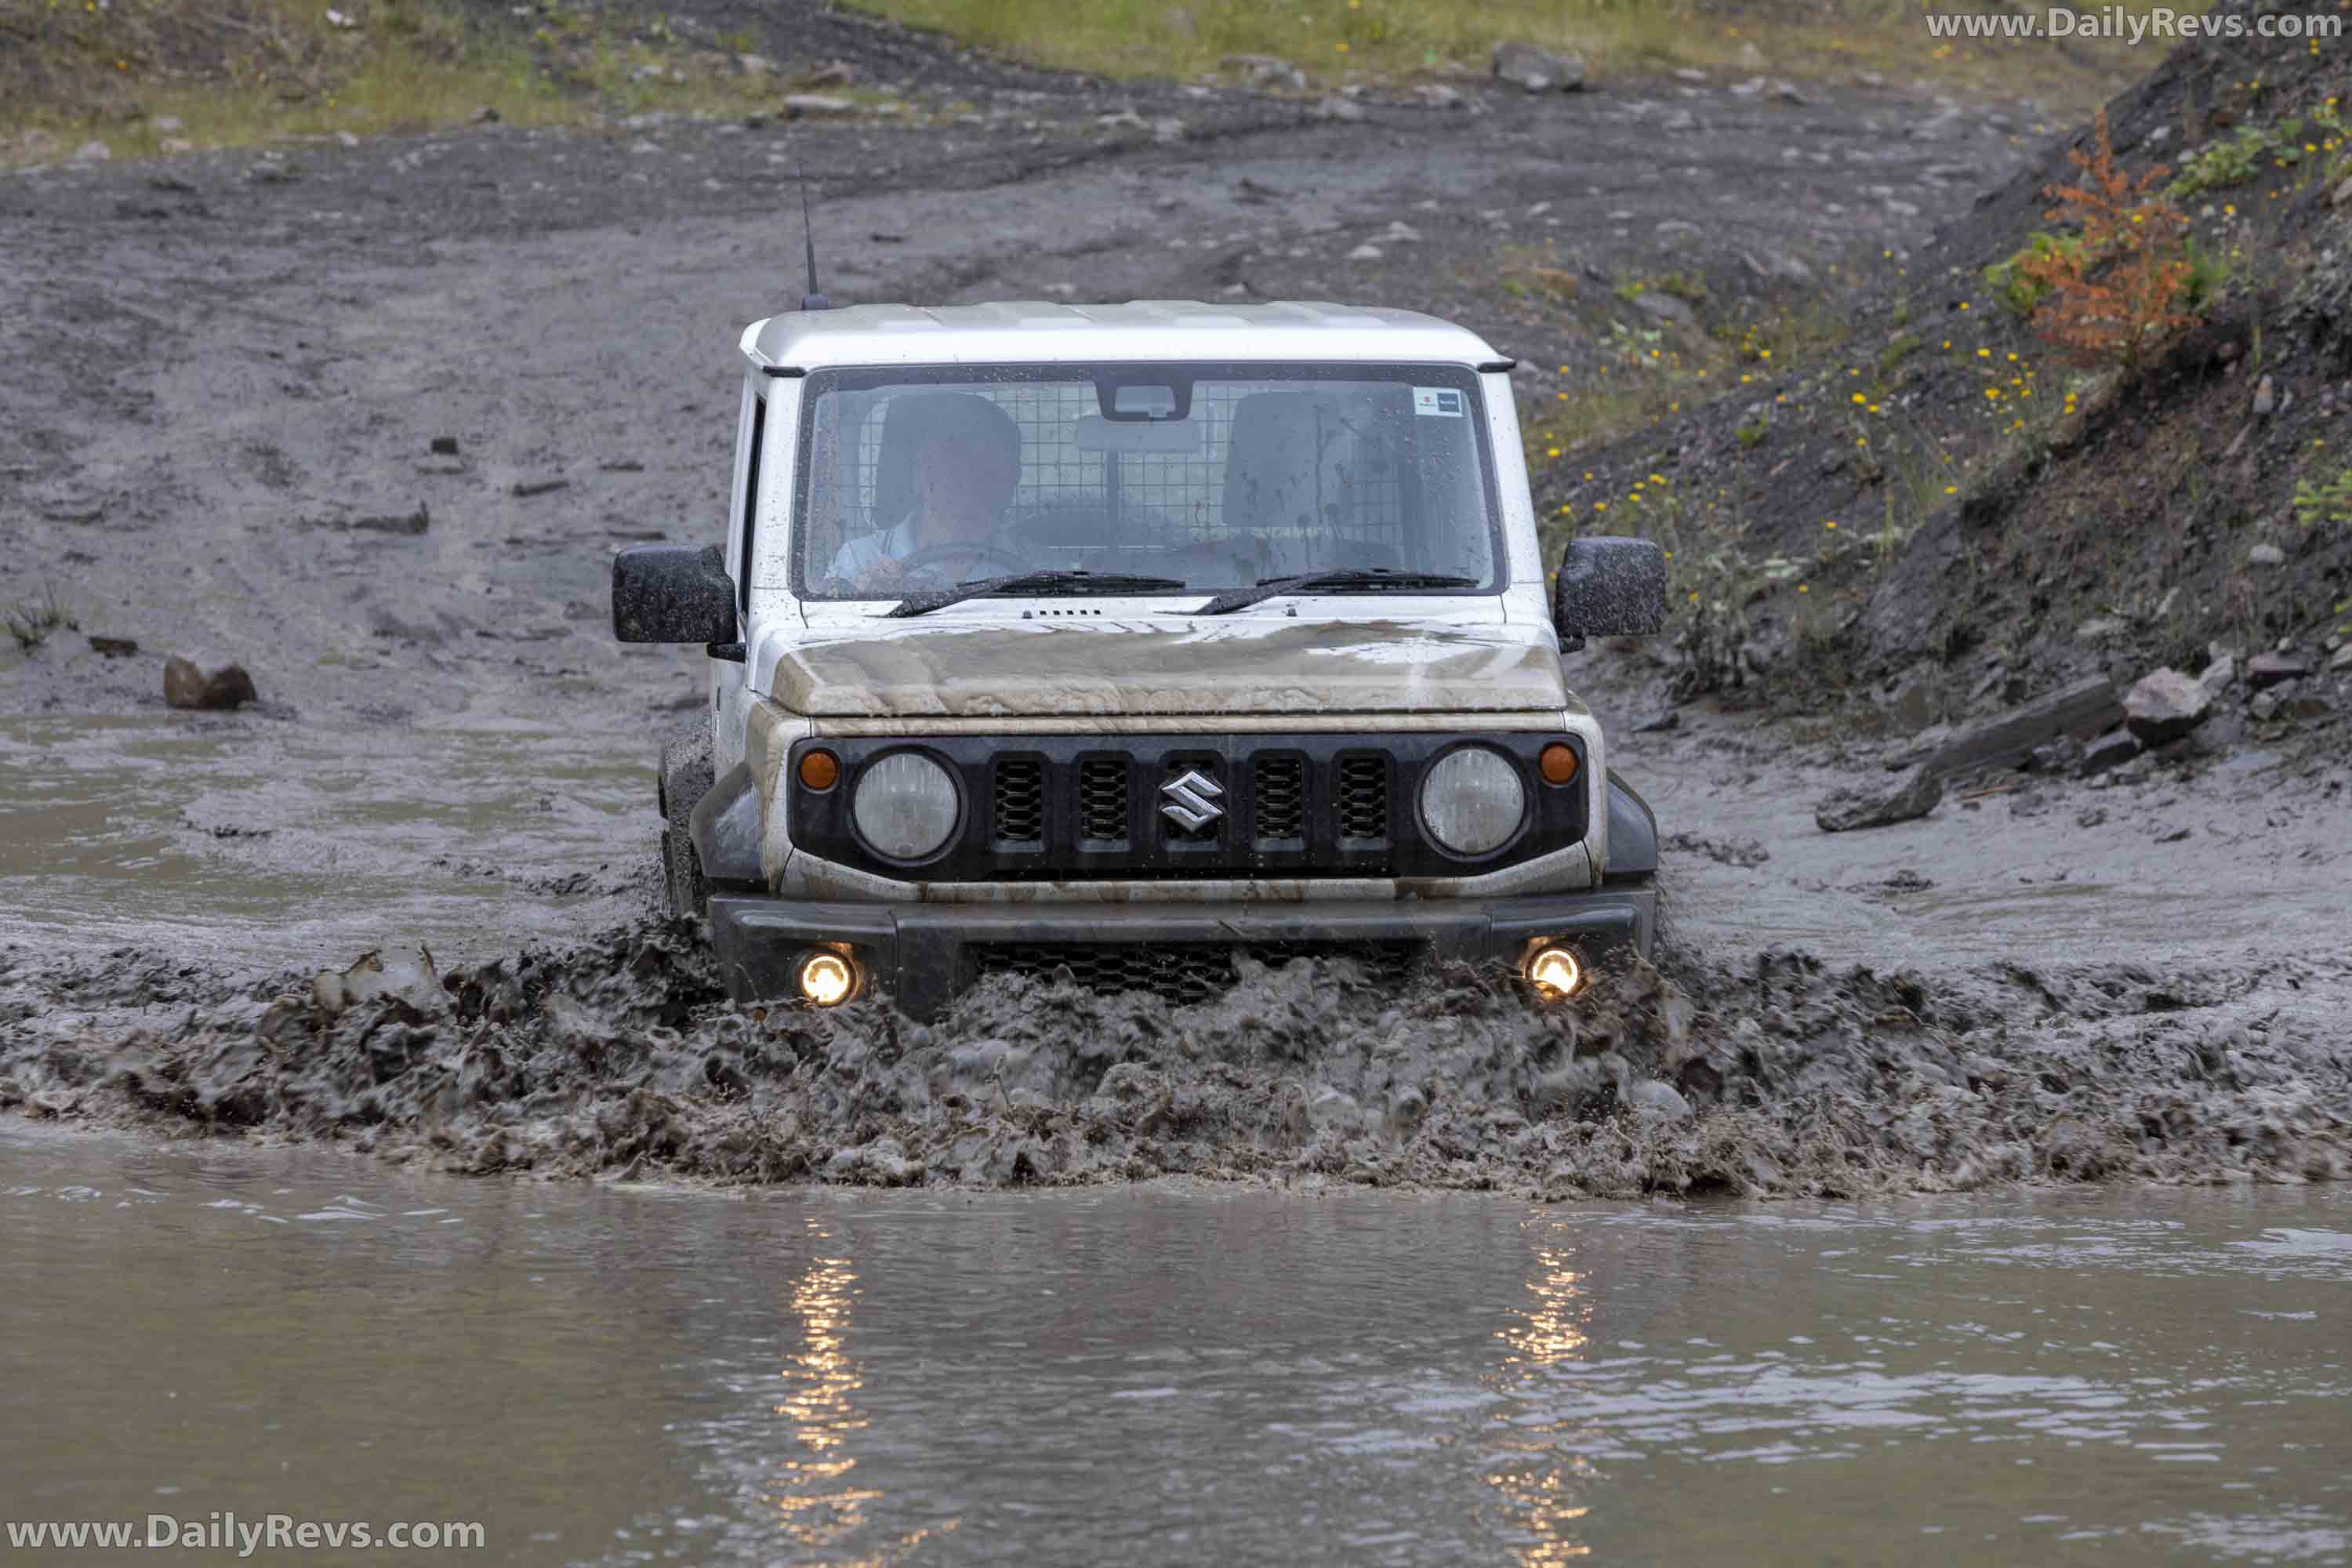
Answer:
4, 925, 2345, 1196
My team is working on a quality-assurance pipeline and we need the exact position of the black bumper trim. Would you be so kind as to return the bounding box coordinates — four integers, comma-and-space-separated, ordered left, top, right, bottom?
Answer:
707, 888, 1655, 1018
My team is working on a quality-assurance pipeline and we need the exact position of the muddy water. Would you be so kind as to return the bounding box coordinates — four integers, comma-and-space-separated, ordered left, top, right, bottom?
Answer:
0, 715, 653, 967
7, 1122, 2348, 1567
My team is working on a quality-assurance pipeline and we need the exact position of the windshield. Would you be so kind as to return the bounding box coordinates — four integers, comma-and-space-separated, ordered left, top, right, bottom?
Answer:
790, 363, 1502, 601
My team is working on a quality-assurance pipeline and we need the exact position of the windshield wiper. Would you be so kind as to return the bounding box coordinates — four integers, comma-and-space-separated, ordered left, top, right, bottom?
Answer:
886, 569, 1189, 619
1192, 568, 1478, 615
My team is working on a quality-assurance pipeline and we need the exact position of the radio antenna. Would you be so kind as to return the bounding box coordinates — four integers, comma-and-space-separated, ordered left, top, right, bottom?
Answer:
797, 164, 831, 311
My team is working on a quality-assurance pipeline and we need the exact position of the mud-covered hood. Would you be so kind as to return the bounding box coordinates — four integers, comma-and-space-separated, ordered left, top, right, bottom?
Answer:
767, 618, 1568, 718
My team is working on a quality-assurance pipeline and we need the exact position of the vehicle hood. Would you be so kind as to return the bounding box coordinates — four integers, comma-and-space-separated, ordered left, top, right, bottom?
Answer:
767, 617, 1569, 719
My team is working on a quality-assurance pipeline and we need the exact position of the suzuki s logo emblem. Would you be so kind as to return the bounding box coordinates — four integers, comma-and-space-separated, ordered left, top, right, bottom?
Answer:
1160, 768, 1225, 830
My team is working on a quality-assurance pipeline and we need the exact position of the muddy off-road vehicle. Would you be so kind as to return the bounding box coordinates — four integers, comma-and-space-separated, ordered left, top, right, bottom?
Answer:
612, 301, 1667, 1018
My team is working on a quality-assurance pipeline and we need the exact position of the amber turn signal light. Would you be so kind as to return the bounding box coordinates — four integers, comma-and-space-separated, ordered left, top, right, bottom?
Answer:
1537, 742, 1580, 786
798, 749, 841, 791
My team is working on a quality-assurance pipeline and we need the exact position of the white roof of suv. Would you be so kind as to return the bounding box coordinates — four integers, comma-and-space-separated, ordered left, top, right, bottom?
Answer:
742, 301, 1508, 372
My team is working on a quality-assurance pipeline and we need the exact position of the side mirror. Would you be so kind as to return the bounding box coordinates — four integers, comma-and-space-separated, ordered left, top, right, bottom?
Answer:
612, 544, 739, 648
1552, 536, 1668, 650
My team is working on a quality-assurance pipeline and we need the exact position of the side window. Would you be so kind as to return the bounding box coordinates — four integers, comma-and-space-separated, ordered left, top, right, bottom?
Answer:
739, 394, 765, 611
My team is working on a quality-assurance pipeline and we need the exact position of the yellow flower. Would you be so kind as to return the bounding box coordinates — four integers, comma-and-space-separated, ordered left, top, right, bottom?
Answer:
1852, 392, 1866, 405
1958, 302, 1970, 311
1797, 583, 1809, 593
1546, 446, 1561, 457
1594, 502, 1607, 512
1943, 485, 1957, 495
1649, 473, 1666, 485
1824, 520, 1838, 530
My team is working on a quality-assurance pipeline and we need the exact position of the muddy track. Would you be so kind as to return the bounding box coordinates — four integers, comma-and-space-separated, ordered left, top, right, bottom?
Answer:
4, 62, 2348, 1191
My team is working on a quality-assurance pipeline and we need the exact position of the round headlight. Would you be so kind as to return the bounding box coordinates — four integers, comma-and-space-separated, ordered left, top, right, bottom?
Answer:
852, 752, 960, 861
1419, 746, 1526, 857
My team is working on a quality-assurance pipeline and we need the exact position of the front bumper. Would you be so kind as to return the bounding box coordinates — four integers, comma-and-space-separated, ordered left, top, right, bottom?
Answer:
706, 886, 1657, 1018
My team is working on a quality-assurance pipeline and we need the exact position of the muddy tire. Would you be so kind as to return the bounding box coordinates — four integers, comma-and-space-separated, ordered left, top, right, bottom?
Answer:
659, 721, 714, 921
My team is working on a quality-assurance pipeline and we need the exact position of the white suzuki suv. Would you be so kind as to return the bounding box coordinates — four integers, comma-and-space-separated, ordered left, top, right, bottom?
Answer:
612, 300, 1667, 1018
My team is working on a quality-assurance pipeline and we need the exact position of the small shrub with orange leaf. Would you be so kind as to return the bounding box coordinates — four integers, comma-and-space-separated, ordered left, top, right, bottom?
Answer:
2013, 111, 2198, 376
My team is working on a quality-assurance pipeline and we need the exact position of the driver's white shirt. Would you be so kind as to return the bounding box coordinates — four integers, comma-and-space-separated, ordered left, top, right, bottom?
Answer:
826, 517, 1018, 585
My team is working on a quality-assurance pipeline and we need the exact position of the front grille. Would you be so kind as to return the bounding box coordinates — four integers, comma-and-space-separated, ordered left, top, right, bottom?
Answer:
1078, 757, 1129, 842
786, 733, 1583, 883
972, 941, 1423, 1004
1254, 755, 1305, 842
993, 759, 1043, 844
1336, 756, 1390, 841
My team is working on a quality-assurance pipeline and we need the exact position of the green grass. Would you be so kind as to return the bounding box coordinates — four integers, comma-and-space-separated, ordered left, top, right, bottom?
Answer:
843, 0, 2216, 106
2, 0, 816, 163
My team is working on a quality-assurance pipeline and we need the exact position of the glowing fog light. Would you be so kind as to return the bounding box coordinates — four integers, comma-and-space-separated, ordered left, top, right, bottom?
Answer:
1526, 946, 1582, 1000
797, 950, 856, 1007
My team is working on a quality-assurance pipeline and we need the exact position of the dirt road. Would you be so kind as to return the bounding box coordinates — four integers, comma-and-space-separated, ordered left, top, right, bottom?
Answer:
5, 64, 2347, 1192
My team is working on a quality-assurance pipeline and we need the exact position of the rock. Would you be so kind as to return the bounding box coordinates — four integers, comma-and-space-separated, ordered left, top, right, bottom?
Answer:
1817, 764, 1943, 833
2332, 644, 2352, 673
349, 505, 430, 535
1671, 67, 1708, 84
2336, 176, 2352, 207
511, 477, 568, 498
1222, 53, 1305, 89
1887, 675, 2122, 778
470, 105, 500, 124
2122, 667, 2212, 744
1632, 290, 1697, 328
2199, 649, 2236, 696
782, 95, 857, 117
74, 140, 111, 162
1492, 41, 1586, 93
1632, 709, 1680, 733
1628, 1080, 1693, 1122
1151, 116, 1186, 144
2245, 650, 2314, 689
1730, 75, 1766, 99
1415, 84, 1465, 108
164, 657, 258, 711
1311, 96, 1367, 122
735, 53, 773, 75
2249, 690, 2282, 722
429, 435, 459, 456
2252, 374, 2276, 416
1346, 243, 1383, 260
1737, 41, 1767, 67
2076, 616, 2126, 641
87, 635, 139, 658
799, 60, 855, 88
1098, 108, 1148, 129
1773, 80, 1808, 104
2247, 542, 2285, 567
160, 138, 194, 154
151, 115, 184, 133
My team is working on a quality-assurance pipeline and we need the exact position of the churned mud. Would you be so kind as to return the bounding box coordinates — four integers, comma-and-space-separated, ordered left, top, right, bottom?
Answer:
7, 909, 2346, 1197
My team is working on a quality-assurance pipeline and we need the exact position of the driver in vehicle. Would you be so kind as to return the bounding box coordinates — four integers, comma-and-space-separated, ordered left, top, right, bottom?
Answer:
826, 393, 1024, 590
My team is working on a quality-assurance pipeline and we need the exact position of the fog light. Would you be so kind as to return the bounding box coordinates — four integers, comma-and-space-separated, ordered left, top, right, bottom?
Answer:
798, 749, 840, 791
1526, 945, 1582, 1000
1538, 742, 1581, 786
796, 949, 856, 1007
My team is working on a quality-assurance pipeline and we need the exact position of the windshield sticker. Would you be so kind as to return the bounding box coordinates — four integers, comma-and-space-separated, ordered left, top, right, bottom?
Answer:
1412, 387, 1467, 418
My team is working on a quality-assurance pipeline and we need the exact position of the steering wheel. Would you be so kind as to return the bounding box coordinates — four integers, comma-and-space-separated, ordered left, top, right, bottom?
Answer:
895, 540, 1029, 579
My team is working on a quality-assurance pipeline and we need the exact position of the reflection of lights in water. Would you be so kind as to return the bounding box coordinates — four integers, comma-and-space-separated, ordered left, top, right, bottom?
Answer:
1486, 1239, 1597, 1565
1496, 1249, 1590, 1370
768, 1219, 959, 1563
